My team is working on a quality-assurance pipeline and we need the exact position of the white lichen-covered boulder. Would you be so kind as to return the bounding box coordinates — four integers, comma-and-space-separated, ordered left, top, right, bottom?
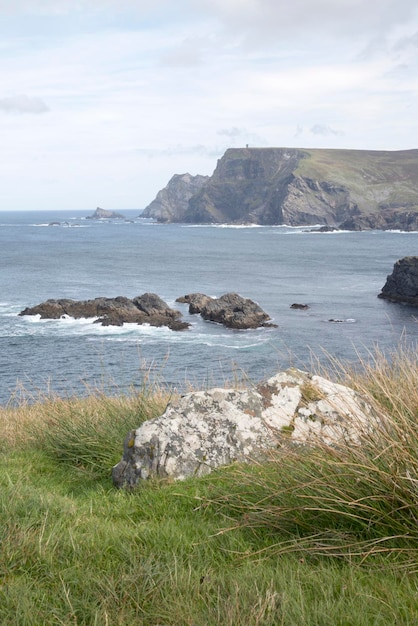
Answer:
112, 368, 378, 489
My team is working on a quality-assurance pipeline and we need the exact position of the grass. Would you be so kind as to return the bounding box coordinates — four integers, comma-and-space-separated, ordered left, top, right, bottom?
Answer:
1, 350, 418, 624
212, 347, 418, 563
295, 148, 418, 212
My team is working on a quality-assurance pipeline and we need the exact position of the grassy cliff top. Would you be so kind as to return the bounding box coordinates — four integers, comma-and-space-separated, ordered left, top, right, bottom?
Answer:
222, 147, 418, 211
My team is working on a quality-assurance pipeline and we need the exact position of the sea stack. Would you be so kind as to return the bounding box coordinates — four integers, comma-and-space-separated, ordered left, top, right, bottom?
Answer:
378, 257, 418, 305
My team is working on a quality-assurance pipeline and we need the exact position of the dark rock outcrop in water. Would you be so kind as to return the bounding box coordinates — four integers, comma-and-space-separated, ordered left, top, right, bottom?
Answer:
143, 147, 418, 229
378, 257, 418, 305
87, 207, 125, 219
20, 292, 276, 331
19, 293, 189, 330
176, 292, 277, 329
141, 173, 209, 222
290, 303, 310, 310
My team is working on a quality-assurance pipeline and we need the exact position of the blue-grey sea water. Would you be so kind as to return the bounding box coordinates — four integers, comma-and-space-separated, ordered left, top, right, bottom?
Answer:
0, 209, 417, 405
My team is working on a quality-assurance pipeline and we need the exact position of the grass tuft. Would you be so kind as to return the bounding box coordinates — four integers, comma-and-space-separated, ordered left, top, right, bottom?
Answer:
210, 345, 418, 567
0, 384, 172, 479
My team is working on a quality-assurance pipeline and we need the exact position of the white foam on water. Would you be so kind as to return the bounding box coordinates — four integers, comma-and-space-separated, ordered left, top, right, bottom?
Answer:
181, 223, 264, 229
307, 229, 353, 235
0, 303, 25, 317
86, 324, 272, 351
24, 314, 131, 332
385, 230, 418, 234
325, 318, 357, 324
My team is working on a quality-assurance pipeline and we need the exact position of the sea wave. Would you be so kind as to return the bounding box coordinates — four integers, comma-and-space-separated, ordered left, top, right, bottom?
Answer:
182, 223, 264, 229
15, 315, 265, 343
384, 229, 418, 234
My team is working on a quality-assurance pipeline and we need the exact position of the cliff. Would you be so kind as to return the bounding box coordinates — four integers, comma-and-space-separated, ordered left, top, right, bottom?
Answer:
141, 173, 209, 222
144, 147, 418, 228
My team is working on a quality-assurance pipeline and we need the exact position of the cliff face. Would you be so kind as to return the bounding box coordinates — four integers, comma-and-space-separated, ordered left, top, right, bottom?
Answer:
143, 147, 418, 228
186, 148, 304, 224
141, 173, 209, 222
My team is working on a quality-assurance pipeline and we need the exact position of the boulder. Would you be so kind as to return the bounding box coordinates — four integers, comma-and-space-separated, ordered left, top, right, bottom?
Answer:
112, 368, 378, 489
19, 293, 190, 330
378, 256, 418, 305
290, 303, 309, 310
176, 292, 277, 329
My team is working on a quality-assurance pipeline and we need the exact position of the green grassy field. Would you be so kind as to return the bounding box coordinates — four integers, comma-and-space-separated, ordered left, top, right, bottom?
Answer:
295, 148, 418, 212
1, 350, 418, 625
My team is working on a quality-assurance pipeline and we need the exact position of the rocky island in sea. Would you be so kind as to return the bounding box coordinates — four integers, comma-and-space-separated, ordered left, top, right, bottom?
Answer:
176, 292, 277, 329
141, 147, 418, 230
87, 207, 126, 219
19, 293, 189, 331
19, 292, 275, 331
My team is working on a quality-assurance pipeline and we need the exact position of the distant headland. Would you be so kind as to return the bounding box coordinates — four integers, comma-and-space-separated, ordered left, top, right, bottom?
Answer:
141, 147, 418, 230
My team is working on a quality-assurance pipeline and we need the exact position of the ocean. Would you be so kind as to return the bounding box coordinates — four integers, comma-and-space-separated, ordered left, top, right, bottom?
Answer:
0, 209, 417, 405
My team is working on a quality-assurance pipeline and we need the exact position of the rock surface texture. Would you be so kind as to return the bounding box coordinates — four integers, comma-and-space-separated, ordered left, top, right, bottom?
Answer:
112, 368, 377, 489
141, 173, 209, 222
176, 292, 277, 329
378, 256, 418, 305
142, 147, 418, 229
19, 293, 189, 330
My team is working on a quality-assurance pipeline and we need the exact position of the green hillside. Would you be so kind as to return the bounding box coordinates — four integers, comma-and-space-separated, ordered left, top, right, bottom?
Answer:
296, 148, 418, 213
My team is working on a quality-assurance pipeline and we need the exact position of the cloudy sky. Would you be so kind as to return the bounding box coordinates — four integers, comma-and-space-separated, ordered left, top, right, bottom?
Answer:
1, 0, 418, 211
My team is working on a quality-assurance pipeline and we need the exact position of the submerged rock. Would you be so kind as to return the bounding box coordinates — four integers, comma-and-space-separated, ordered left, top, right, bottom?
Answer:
19, 293, 189, 330
176, 292, 277, 329
112, 368, 378, 489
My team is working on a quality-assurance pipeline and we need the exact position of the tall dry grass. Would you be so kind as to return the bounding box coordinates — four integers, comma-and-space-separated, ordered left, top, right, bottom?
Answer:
212, 346, 418, 568
0, 383, 173, 477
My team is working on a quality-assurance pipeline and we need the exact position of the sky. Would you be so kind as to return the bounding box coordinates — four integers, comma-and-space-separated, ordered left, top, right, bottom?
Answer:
1, 0, 418, 211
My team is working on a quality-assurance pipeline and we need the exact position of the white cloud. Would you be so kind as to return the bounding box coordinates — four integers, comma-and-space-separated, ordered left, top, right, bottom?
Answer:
202, 0, 418, 40
0, 0, 173, 16
158, 35, 214, 67
310, 124, 344, 137
0, 94, 49, 114
217, 127, 244, 138
0, 1, 417, 209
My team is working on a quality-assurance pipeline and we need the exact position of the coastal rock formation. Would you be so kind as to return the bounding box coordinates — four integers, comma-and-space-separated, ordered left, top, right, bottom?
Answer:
290, 303, 310, 310
339, 209, 418, 231
141, 173, 209, 222
112, 368, 378, 488
87, 207, 125, 219
143, 147, 418, 228
19, 293, 189, 330
378, 256, 418, 305
176, 292, 277, 329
